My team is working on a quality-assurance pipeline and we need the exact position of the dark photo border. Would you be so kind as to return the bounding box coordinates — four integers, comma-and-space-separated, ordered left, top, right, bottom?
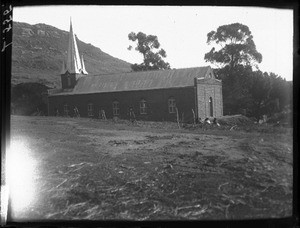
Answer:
1, 0, 298, 227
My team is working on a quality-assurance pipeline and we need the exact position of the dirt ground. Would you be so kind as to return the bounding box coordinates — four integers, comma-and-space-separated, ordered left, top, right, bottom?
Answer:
8, 115, 293, 221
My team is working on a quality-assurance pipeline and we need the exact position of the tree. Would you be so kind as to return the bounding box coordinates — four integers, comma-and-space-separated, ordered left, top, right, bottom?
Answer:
205, 23, 291, 119
128, 32, 170, 71
204, 23, 262, 70
216, 65, 253, 115
11, 82, 49, 115
268, 73, 292, 111
247, 71, 272, 119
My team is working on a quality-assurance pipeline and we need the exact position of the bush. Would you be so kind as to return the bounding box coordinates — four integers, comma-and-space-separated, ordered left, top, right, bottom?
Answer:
11, 82, 50, 115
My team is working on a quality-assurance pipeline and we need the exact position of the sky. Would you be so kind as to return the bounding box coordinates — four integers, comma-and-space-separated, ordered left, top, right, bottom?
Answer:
13, 5, 293, 81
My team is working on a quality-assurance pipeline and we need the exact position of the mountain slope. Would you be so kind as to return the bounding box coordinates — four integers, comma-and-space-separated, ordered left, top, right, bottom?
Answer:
12, 22, 132, 88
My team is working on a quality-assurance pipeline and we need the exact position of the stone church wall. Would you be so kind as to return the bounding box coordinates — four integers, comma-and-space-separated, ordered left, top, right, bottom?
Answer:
48, 87, 197, 122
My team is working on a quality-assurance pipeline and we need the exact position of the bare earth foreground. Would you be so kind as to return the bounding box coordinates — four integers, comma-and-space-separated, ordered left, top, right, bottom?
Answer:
9, 115, 293, 221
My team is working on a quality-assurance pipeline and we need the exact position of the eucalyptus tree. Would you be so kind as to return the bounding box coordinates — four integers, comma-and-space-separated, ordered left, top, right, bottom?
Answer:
128, 32, 170, 71
204, 23, 262, 70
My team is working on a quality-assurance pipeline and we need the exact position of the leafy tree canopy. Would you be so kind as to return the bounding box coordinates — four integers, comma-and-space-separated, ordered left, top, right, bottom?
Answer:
215, 63, 292, 117
128, 32, 170, 71
204, 23, 262, 69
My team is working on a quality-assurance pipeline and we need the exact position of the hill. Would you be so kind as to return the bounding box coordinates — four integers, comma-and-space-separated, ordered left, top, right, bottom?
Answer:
12, 22, 132, 88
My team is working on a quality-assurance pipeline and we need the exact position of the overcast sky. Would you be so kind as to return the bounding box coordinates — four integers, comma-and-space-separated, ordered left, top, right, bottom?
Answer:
13, 5, 293, 81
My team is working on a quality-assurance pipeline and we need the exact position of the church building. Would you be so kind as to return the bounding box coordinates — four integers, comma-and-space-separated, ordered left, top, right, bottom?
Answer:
48, 21, 223, 122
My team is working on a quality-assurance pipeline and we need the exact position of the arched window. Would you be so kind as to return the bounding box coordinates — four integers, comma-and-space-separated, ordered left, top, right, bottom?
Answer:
112, 101, 120, 116
209, 97, 213, 117
87, 103, 94, 117
168, 97, 176, 113
140, 99, 147, 114
63, 104, 69, 116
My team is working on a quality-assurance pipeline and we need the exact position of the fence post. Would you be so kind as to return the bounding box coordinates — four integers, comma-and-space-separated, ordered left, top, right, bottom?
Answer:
192, 109, 196, 126
176, 107, 181, 129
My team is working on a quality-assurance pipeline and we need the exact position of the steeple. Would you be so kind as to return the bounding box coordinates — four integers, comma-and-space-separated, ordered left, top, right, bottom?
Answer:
61, 18, 88, 75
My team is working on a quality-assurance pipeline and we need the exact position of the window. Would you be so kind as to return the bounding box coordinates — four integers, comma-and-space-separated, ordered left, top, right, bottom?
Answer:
168, 97, 176, 113
140, 99, 147, 114
87, 103, 94, 117
112, 101, 120, 116
63, 104, 69, 116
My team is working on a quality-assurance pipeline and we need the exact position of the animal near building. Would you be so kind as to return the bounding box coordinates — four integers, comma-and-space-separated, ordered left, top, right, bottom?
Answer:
48, 21, 223, 122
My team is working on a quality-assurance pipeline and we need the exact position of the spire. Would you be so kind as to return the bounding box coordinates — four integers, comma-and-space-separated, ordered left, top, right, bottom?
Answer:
62, 18, 87, 74
80, 55, 88, 74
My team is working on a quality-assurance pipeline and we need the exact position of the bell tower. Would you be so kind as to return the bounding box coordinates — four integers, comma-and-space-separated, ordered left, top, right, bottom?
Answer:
60, 19, 88, 89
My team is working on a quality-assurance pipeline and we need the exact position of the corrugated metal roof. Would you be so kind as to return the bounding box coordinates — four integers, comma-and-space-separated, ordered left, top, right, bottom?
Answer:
50, 66, 211, 96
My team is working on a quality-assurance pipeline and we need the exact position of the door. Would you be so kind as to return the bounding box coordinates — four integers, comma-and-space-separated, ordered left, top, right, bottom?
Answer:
209, 97, 213, 117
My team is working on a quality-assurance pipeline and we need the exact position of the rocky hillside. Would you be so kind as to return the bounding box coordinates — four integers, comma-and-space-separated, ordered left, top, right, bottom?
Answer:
12, 22, 132, 88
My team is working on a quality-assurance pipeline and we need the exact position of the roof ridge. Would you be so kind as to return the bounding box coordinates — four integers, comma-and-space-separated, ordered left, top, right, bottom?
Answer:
86, 66, 210, 78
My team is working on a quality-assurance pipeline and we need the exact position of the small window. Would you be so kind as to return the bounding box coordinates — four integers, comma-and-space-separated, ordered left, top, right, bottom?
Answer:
63, 104, 69, 116
87, 103, 94, 117
112, 101, 120, 116
168, 97, 176, 114
140, 99, 147, 114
